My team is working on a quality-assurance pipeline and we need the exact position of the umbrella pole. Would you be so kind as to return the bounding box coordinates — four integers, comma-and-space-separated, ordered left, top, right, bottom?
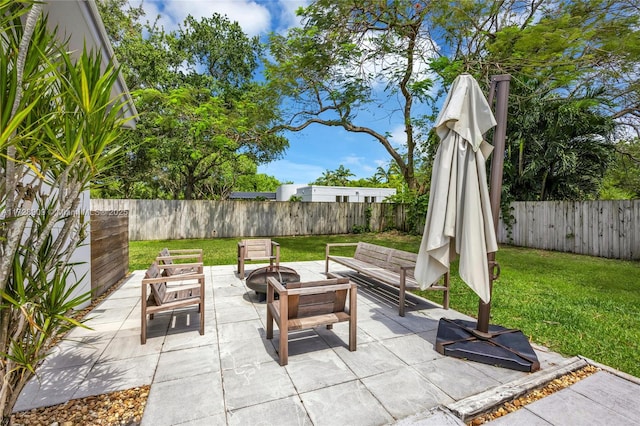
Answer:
477, 74, 511, 334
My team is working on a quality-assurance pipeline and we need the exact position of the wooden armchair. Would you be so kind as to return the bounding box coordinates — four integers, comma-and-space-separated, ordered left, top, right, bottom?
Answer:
266, 276, 357, 365
157, 248, 203, 277
237, 239, 280, 277
141, 261, 205, 344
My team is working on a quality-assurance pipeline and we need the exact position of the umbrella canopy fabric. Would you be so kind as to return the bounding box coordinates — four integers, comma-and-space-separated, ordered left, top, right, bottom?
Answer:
415, 74, 498, 303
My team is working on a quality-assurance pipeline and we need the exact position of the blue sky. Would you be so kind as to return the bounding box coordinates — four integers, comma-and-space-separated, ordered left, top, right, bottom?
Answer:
131, 0, 403, 184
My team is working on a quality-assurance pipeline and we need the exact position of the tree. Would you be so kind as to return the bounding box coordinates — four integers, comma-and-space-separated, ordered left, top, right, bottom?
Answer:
267, 1, 436, 193
504, 83, 616, 201
1, 1, 131, 421
97, 2, 288, 199
133, 85, 287, 200
601, 138, 640, 199
267, 0, 639, 199
310, 165, 354, 186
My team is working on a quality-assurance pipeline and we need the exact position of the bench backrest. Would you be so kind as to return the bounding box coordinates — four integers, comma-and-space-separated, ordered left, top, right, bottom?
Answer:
284, 278, 350, 319
354, 242, 417, 278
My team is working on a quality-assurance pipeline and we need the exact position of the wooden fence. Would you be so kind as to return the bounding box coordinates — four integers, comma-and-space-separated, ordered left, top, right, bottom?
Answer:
90, 199, 406, 240
90, 211, 129, 298
498, 200, 640, 260
91, 199, 640, 260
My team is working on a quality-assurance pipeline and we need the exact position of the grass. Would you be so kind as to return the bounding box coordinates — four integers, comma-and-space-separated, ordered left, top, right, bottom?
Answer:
129, 232, 640, 377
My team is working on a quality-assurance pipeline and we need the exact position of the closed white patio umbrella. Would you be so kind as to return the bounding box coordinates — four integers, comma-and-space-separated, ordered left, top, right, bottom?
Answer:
417, 74, 540, 372
415, 73, 497, 303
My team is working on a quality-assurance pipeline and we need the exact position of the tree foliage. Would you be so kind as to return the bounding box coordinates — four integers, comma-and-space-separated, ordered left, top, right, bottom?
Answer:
601, 138, 640, 199
1, 1, 131, 420
96, 1, 287, 199
267, 0, 638, 200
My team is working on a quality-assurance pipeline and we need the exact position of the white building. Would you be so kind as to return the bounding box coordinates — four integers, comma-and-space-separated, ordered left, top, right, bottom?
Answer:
39, 1, 136, 307
276, 185, 396, 203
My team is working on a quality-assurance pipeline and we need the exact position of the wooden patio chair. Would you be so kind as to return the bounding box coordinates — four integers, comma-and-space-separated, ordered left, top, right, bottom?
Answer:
141, 261, 205, 344
156, 248, 203, 277
237, 239, 280, 277
266, 276, 357, 365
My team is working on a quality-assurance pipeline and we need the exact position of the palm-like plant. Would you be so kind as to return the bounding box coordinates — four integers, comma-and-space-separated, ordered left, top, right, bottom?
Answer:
1, 2, 130, 421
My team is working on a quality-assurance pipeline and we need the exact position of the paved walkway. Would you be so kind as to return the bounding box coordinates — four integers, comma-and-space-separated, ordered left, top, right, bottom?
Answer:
15, 261, 640, 425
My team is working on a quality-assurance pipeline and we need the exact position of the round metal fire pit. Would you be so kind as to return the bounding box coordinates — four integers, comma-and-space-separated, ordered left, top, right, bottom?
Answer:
245, 266, 300, 302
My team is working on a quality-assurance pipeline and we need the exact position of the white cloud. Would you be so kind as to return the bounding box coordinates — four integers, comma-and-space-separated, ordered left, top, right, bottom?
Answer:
275, 0, 308, 31
134, 0, 271, 36
388, 124, 407, 149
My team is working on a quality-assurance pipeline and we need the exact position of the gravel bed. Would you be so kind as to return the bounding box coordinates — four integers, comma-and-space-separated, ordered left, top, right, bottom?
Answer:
11, 386, 149, 426
11, 276, 150, 426
468, 365, 599, 425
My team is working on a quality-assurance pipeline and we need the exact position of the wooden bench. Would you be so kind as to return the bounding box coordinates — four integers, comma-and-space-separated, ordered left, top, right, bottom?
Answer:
141, 261, 205, 344
325, 242, 449, 316
266, 276, 357, 366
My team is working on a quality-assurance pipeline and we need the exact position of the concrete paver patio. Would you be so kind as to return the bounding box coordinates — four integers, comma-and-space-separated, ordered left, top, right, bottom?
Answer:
15, 261, 640, 425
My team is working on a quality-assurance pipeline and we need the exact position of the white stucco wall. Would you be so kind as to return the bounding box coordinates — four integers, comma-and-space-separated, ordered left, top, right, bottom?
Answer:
294, 186, 396, 203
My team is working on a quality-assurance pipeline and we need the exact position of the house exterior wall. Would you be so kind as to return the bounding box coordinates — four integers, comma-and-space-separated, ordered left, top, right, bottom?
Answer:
37, 0, 136, 308
295, 185, 396, 203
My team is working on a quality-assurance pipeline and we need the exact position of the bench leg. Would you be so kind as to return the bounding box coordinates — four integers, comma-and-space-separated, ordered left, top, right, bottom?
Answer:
399, 274, 406, 317
443, 271, 450, 309
349, 285, 357, 351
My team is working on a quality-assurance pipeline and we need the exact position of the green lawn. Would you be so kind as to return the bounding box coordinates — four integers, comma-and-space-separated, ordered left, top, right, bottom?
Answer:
129, 232, 640, 377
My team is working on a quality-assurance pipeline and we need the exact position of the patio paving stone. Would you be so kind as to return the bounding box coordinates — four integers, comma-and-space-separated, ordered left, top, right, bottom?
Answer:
154, 345, 220, 383
379, 332, 443, 365
222, 361, 297, 410
141, 372, 225, 426
73, 353, 158, 398
14, 261, 640, 426
284, 348, 358, 393
413, 356, 502, 400
301, 380, 394, 426
362, 366, 454, 420
226, 395, 312, 426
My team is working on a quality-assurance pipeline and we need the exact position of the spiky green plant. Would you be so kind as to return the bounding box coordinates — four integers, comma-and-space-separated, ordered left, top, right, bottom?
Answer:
0, 1, 130, 421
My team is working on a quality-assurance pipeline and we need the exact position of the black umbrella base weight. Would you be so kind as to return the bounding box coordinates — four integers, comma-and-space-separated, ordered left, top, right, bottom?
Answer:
435, 318, 540, 372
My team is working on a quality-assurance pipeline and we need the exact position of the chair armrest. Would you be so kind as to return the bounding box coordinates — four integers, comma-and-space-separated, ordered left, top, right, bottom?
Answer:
157, 254, 203, 262
271, 241, 280, 259
267, 276, 287, 295
166, 249, 203, 255
157, 262, 203, 271
286, 281, 355, 296
142, 273, 205, 285
163, 249, 203, 262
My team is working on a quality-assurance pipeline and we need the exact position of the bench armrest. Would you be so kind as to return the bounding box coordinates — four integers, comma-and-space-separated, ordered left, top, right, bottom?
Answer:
399, 264, 415, 271
325, 242, 358, 257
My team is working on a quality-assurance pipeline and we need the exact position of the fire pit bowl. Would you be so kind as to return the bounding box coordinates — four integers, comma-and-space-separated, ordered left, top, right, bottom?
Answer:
245, 266, 300, 302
